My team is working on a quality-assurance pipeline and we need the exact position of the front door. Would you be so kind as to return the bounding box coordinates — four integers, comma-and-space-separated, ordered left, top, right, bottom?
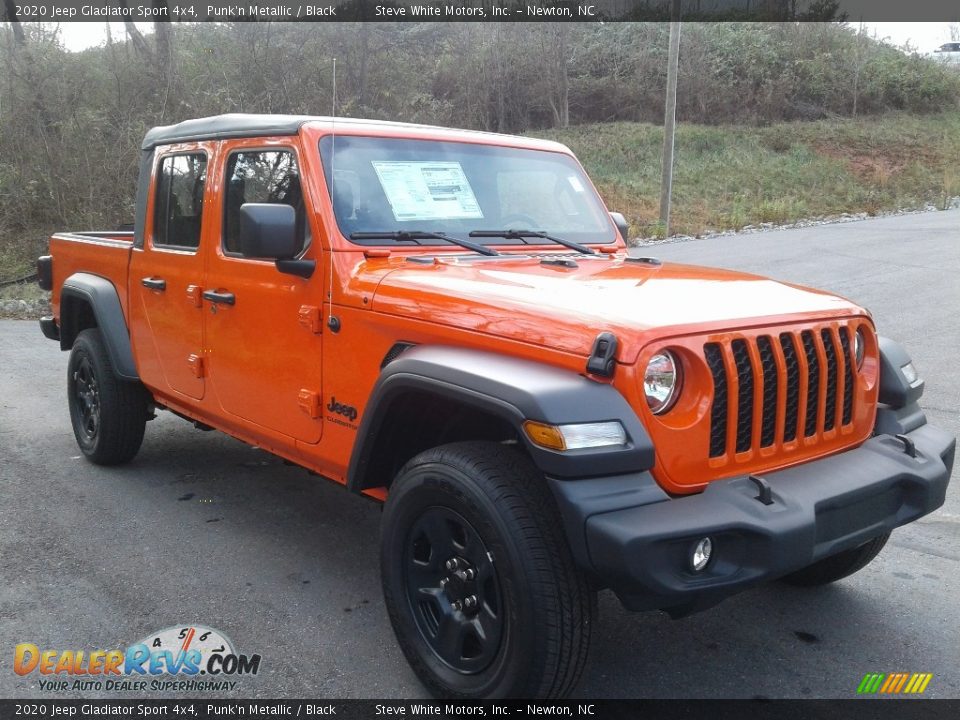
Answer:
203, 142, 324, 444
130, 146, 212, 401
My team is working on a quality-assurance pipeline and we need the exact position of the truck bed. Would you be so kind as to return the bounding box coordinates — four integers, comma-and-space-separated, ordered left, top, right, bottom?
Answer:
48, 231, 134, 325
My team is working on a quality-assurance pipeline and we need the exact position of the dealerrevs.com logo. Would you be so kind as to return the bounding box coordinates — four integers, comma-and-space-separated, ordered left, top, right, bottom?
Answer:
14, 625, 262, 693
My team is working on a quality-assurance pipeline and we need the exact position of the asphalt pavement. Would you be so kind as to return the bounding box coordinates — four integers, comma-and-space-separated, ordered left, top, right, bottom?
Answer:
1, 209, 957, 699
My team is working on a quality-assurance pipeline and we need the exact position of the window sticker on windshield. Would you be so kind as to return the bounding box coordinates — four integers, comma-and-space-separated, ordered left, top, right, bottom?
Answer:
372, 161, 483, 221
567, 175, 585, 193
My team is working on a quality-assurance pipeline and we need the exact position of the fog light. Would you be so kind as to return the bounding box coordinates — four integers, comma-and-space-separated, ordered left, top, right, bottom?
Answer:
691, 537, 713, 572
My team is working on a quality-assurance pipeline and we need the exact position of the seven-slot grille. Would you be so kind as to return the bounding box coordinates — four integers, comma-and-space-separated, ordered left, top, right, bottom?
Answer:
705, 325, 858, 459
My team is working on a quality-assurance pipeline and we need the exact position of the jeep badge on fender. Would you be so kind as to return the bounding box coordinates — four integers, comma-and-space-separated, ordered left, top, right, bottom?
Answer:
327, 396, 358, 423
37, 114, 955, 699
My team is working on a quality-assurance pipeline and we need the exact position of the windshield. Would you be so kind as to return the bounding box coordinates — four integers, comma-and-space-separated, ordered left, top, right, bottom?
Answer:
319, 135, 616, 248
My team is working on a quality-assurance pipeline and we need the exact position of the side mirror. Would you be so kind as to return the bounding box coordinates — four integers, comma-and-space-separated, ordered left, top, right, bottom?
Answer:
239, 203, 315, 278
239, 203, 299, 259
609, 212, 630, 242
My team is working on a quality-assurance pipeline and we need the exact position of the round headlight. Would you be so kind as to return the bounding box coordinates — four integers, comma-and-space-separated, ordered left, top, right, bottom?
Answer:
644, 350, 681, 414
854, 328, 865, 370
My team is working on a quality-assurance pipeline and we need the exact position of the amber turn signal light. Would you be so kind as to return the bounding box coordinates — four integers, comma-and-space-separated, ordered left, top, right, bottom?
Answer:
523, 421, 567, 451
523, 420, 628, 451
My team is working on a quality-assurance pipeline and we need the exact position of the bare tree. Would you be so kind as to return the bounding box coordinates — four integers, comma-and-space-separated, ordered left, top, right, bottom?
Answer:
2, 0, 26, 46
540, 24, 571, 129
118, 0, 152, 58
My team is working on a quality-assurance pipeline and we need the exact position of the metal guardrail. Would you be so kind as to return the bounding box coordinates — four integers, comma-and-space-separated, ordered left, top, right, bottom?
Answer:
0, 272, 39, 288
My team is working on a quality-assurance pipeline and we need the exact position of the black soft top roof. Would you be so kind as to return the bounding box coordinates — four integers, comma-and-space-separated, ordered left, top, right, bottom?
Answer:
141, 113, 568, 154
141, 114, 317, 150
140, 113, 486, 150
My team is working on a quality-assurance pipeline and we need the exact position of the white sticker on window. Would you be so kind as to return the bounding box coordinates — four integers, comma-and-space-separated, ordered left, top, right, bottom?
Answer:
372, 161, 483, 221
567, 175, 585, 193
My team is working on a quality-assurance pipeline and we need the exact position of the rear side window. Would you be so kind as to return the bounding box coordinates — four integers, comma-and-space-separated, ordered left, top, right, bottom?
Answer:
154, 153, 207, 250
223, 150, 308, 255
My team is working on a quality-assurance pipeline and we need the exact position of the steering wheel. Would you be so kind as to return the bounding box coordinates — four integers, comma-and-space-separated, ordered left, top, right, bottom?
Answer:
500, 214, 541, 230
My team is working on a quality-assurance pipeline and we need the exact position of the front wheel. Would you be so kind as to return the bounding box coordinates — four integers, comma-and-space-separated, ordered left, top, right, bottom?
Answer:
380, 442, 595, 699
780, 532, 890, 587
67, 328, 149, 465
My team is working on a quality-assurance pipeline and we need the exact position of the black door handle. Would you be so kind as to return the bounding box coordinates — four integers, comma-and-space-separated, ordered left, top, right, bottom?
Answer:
202, 290, 235, 306
141, 277, 166, 291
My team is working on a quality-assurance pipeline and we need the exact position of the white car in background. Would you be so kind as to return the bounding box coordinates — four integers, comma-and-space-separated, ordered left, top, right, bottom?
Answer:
929, 42, 960, 64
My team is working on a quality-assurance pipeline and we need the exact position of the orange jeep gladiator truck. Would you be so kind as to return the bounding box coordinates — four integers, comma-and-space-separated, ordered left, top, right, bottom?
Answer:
37, 115, 954, 699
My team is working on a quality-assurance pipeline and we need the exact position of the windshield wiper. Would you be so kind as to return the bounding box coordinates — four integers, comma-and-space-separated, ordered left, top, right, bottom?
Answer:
469, 229, 597, 255
350, 230, 500, 257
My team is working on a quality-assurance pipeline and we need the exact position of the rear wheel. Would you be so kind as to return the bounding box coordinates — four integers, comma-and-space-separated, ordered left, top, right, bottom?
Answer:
380, 441, 595, 699
780, 532, 890, 587
67, 328, 148, 465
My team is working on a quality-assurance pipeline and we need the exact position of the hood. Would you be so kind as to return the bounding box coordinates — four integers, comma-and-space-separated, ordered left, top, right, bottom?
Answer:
370, 254, 867, 364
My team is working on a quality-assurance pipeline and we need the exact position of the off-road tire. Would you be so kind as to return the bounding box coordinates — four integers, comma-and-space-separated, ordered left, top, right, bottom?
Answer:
380, 441, 595, 699
780, 532, 891, 587
67, 328, 148, 465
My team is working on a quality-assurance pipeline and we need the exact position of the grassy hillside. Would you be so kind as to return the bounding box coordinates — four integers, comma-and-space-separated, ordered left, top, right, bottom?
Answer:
537, 111, 960, 238
1, 112, 958, 284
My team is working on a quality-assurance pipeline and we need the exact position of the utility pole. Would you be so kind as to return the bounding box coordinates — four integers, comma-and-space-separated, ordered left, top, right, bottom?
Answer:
659, 0, 682, 236
852, 18, 863, 118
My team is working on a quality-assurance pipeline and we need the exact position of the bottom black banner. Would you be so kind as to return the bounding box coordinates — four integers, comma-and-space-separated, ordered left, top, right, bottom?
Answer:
1, 699, 958, 720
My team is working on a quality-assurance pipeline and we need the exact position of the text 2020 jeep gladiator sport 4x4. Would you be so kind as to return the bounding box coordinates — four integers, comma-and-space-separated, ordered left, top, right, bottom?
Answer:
38, 115, 954, 699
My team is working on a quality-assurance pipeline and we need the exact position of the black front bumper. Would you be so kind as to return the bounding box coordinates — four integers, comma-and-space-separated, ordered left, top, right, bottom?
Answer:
549, 424, 955, 615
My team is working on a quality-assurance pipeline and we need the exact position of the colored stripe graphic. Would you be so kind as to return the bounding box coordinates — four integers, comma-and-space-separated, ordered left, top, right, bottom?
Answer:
857, 672, 932, 694
880, 674, 896, 693
905, 673, 933, 694
858, 673, 884, 694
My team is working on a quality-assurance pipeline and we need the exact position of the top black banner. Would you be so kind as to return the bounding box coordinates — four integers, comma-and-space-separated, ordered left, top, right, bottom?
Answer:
0, 0, 957, 22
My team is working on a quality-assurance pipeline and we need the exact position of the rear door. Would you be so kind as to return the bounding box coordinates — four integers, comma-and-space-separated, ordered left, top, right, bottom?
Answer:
129, 144, 214, 401
202, 139, 324, 444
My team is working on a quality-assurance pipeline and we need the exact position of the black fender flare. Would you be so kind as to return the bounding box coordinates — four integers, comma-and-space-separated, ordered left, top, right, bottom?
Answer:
346, 345, 654, 493
60, 273, 139, 381
877, 336, 924, 408
874, 336, 927, 436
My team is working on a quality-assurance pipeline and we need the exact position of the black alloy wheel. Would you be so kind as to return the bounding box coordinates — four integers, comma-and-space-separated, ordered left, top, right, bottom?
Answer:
67, 328, 149, 465
380, 441, 595, 698
403, 506, 504, 674
72, 356, 101, 444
